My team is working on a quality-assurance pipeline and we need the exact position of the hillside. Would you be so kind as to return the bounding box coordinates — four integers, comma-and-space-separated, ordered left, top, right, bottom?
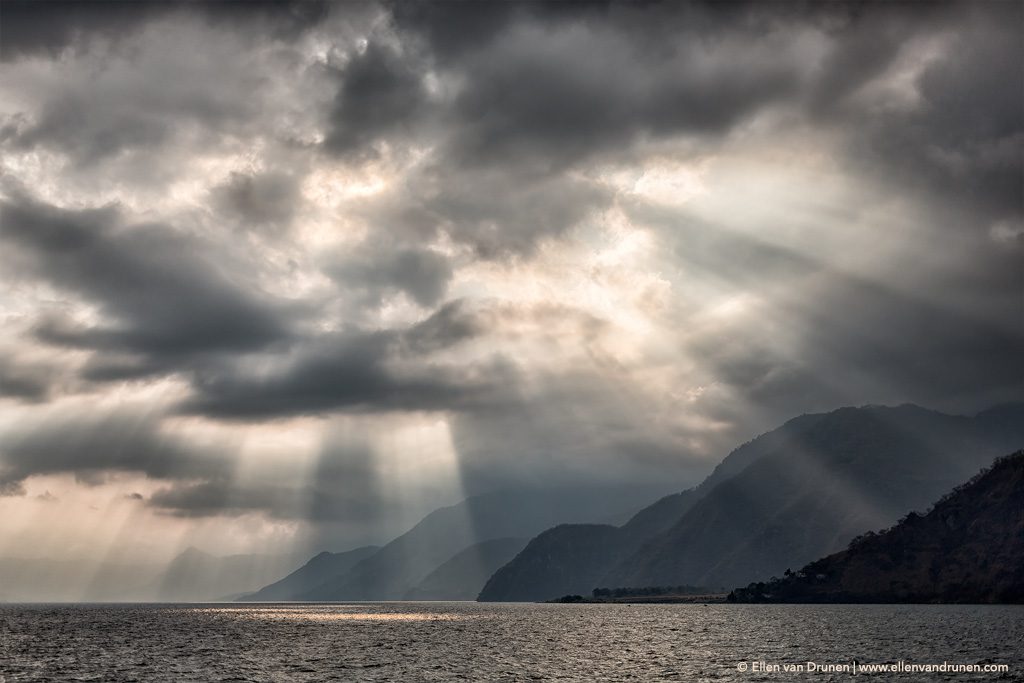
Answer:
300, 486, 663, 601
404, 537, 527, 600
604, 404, 1024, 590
478, 413, 831, 601
238, 546, 379, 602
730, 450, 1024, 603
482, 410, 931, 600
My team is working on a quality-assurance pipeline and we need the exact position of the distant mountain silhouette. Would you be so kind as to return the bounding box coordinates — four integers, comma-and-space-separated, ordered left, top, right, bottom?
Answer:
604, 404, 1024, 591
157, 547, 306, 601
480, 412, 833, 600
238, 546, 379, 602
730, 450, 1024, 603
480, 403, 1024, 601
404, 537, 527, 600
479, 524, 628, 601
299, 487, 663, 601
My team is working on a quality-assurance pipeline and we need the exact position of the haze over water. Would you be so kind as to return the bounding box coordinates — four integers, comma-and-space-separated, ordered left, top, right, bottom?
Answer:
2, 603, 1021, 682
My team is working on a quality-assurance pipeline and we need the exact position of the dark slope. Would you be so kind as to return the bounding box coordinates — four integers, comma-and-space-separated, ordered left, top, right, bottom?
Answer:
730, 450, 1024, 603
301, 487, 661, 600
606, 404, 1024, 590
405, 537, 528, 600
479, 412, 830, 601
479, 525, 625, 601
239, 545, 379, 601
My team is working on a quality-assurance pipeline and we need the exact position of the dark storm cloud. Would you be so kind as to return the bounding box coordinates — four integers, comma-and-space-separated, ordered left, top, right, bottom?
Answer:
373, 1, 1019, 254
323, 41, 430, 157
0, 194, 294, 372
0, 0, 169, 61
0, 414, 229, 496
311, 2, 809, 254
0, 0, 330, 61
803, 5, 919, 116
685, 266, 1024, 420
390, 0, 774, 66
388, 0, 523, 63
443, 21, 798, 172
842, 3, 1024, 228
179, 301, 505, 420
386, 1, 861, 173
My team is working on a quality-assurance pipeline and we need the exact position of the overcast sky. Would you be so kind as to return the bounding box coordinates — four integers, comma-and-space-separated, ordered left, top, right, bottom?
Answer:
0, 0, 1021, 564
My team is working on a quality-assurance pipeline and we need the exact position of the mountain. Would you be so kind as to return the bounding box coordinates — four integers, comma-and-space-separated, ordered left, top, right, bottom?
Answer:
238, 546, 379, 602
478, 525, 627, 601
604, 404, 1024, 591
404, 537, 527, 600
729, 450, 1024, 603
479, 412, 833, 601
157, 547, 306, 601
300, 486, 664, 601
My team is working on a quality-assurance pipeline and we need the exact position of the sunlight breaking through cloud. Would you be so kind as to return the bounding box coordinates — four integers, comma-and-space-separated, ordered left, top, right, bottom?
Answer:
0, 0, 1020, 580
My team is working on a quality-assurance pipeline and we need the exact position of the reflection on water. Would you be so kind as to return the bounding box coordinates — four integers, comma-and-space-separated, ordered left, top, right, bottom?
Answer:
192, 606, 463, 621
1, 602, 1021, 682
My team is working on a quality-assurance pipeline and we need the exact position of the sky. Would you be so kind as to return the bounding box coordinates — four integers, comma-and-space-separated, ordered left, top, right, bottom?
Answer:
0, 0, 1021, 565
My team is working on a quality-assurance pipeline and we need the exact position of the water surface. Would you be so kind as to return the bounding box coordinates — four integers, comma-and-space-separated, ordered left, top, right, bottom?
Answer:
1, 602, 1020, 681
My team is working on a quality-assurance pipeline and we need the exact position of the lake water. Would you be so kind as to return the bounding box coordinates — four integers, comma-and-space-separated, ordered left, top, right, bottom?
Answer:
0, 602, 1021, 681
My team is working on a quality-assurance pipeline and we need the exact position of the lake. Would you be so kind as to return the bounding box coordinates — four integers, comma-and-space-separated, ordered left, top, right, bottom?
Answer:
1, 602, 1021, 681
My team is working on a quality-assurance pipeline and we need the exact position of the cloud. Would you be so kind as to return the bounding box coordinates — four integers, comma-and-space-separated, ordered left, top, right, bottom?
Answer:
808, 2, 1023, 230
323, 41, 431, 157
178, 312, 507, 420
0, 354, 55, 402
0, 193, 296, 379
5, 24, 259, 166
681, 266, 1024, 421
0, 0, 1021, 549
449, 367, 721, 495
326, 244, 453, 307
442, 18, 800, 172
357, 163, 612, 257
0, 412, 229, 495
148, 440, 382, 522
0, 0, 330, 61
210, 171, 302, 233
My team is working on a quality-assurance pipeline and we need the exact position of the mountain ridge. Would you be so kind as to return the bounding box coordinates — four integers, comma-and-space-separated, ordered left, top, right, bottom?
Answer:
481, 403, 1024, 601
729, 449, 1024, 603
296, 486, 667, 601
603, 403, 1024, 591
237, 545, 380, 602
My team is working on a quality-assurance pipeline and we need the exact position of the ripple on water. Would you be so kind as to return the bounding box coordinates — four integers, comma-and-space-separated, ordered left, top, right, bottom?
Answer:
0, 603, 1021, 682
